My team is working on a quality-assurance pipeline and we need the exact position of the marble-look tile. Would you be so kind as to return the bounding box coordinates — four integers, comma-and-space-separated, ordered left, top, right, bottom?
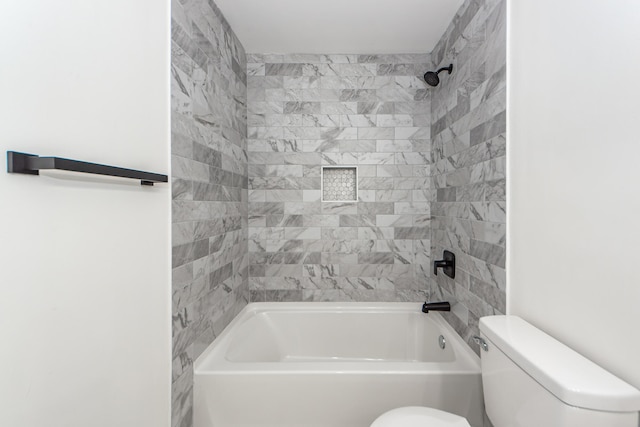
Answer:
171, 1, 248, 427
247, 51, 435, 302
431, 0, 507, 350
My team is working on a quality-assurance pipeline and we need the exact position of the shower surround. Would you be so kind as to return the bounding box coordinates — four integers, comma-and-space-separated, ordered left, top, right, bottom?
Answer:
246, 54, 434, 302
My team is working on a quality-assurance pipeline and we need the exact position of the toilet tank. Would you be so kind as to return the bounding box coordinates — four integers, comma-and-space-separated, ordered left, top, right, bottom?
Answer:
479, 316, 640, 427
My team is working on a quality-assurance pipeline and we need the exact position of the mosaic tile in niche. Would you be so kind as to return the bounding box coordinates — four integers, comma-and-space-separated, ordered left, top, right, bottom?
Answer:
322, 167, 357, 201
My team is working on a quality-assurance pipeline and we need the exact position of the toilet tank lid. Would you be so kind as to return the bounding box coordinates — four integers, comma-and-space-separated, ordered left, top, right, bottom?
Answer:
480, 315, 640, 412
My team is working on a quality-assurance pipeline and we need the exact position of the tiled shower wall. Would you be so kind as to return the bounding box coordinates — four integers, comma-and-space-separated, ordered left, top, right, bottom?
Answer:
430, 0, 507, 350
170, 1, 248, 426
246, 54, 435, 302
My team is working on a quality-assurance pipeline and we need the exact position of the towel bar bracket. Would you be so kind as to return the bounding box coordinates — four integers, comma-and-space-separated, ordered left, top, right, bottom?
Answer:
7, 151, 39, 175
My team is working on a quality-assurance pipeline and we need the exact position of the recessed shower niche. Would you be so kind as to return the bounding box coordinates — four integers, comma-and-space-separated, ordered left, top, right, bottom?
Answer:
321, 166, 357, 202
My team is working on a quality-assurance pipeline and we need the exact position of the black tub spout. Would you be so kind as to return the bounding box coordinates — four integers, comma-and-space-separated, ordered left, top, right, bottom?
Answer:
422, 301, 451, 313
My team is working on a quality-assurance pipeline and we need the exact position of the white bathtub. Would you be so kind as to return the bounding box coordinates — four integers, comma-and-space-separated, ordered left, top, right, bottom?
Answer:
194, 302, 484, 427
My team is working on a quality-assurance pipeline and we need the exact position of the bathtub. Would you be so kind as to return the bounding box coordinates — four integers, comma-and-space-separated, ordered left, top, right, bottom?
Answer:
194, 302, 484, 427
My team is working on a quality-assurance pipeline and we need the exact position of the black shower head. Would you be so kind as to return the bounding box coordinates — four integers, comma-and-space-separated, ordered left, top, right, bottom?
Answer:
424, 64, 454, 87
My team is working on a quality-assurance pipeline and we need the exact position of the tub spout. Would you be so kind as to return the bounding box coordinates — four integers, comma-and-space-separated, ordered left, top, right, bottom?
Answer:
422, 301, 451, 313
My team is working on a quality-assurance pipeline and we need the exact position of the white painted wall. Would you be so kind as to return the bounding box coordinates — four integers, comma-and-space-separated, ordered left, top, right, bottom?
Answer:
0, 1, 171, 426
508, 0, 640, 390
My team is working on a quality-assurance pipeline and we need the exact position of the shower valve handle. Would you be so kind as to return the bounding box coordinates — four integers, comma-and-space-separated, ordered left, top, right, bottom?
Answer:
433, 260, 451, 275
433, 250, 456, 279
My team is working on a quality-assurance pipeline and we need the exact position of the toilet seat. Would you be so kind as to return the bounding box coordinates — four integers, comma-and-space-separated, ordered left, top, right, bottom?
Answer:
370, 407, 471, 427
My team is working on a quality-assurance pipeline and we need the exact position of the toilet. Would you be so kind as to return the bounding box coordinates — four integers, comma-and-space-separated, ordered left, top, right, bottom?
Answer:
371, 315, 640, 427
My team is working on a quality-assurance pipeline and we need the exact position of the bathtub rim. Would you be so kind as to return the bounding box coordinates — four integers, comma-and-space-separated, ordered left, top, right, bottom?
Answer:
194, 302, 481, 375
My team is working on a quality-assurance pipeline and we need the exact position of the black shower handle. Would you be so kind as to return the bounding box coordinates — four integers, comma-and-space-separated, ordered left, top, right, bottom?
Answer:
433, 260, 451, 275
433, 250, 456, 279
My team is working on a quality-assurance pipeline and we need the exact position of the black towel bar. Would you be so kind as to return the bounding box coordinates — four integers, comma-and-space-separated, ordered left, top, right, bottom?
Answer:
7, 151, 168, 186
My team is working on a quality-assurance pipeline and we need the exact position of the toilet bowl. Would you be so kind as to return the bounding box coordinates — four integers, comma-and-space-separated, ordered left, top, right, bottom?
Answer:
370, 315, 640, 427
370, 407, 470, 427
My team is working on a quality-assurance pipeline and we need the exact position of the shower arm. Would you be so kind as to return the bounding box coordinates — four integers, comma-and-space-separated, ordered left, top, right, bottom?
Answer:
435, 65, 453, 75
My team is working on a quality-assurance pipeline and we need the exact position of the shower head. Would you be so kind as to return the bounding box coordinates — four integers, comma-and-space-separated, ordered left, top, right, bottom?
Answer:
424, 64, 454, 87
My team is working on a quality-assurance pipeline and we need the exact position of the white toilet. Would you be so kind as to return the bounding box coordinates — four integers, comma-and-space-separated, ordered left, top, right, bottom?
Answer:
371, 315, 640, 427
